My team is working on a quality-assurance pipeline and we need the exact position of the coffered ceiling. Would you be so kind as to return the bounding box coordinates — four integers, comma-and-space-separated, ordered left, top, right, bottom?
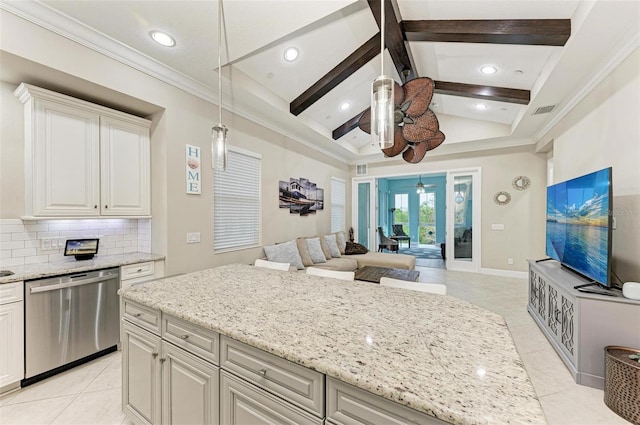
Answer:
3, 0, 639, 164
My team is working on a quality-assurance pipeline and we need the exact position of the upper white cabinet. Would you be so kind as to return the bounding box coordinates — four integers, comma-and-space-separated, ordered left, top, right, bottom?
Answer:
15, 83, 151, 218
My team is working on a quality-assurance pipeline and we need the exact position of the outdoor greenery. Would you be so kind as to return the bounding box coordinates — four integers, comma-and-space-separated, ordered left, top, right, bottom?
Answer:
394, 202, 437, 244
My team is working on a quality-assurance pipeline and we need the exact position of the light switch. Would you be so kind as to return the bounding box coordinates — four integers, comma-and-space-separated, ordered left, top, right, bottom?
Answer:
187, 232, 201, 243
491, 224, 505, 231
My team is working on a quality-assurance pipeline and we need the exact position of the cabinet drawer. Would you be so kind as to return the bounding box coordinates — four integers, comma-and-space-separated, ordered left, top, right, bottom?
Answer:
0, 281, 23, 305
121, 262, 154, 281
221, 371, 322, 425
221, 336, 324, 417
162, 314, 219, 365
123, 299, 160, 335
327, 378, 447, 425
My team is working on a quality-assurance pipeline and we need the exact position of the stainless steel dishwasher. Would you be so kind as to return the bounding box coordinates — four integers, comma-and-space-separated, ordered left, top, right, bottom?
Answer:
24, 267, 120, 384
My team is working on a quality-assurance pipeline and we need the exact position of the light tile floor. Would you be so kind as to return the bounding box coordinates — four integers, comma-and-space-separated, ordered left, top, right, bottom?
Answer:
0, 266, 630, 424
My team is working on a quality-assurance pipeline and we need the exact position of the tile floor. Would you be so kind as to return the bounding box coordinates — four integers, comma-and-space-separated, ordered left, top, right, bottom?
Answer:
0, 266, 630, 425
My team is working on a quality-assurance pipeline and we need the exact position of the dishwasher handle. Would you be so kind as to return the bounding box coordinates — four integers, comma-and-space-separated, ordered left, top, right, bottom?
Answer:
30, 273, 118, 294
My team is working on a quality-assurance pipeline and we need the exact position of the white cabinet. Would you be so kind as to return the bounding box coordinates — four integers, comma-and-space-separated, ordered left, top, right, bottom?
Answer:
120, 260, 165, 290
15, 83, 150, 218
0, 281, 25, 393
122, 302, 220, 425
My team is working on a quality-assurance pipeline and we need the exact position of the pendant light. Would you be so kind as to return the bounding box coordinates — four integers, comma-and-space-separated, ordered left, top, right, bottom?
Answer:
370, 0, 394, 149
212, 0, 228, 170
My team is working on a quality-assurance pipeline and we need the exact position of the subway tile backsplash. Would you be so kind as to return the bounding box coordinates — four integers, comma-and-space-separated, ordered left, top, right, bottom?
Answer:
0, 218, 151, 268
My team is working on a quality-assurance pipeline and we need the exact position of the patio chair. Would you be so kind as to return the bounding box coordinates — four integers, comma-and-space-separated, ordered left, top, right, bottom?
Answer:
391, 224, 411, 248
377, 227, 399, 253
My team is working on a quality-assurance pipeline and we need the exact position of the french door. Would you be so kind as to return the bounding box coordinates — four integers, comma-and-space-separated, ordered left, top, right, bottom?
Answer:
446, 169, 481, 271
352, 177, 376, 251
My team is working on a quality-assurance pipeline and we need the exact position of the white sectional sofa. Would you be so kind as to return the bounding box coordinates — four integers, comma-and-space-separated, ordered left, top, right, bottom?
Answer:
261, 232, 415, 272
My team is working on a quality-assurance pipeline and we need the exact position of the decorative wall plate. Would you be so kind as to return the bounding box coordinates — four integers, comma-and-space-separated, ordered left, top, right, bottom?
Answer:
494, 191, 511, 206
512, 175, 531, 190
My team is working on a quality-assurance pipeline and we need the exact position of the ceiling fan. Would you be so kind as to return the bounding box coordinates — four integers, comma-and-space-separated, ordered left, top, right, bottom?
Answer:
357, 77, 445, 164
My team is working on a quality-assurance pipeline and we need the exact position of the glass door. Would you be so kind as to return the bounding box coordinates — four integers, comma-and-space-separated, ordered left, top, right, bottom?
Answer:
446, 170, 481, 271
418, 191, 436, 245
352, 178, 376, 251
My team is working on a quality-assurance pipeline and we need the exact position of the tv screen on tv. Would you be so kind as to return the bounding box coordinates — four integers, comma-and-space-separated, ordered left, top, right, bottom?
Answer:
545, 167, 612, 287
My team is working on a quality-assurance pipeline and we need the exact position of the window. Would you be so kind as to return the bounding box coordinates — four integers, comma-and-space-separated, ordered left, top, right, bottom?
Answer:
214, 147, 261, 251
393, 193, 409, 233
330, 177, 345, 233
418, 191, 436, 244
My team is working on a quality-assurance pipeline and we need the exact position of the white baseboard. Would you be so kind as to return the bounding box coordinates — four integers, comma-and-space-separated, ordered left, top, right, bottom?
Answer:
478, 268, 528, 279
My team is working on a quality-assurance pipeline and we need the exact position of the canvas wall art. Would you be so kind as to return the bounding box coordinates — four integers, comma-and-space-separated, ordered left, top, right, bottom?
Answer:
279, 177, 324, 216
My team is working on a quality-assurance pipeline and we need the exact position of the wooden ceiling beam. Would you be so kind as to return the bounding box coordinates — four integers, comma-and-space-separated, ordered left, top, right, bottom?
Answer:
332, 109, 367, 140
434, 81, 530, 104
290, 35, 380, 116
402, 19, 571, 46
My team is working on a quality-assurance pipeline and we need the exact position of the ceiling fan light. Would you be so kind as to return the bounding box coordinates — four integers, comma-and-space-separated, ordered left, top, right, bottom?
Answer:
149, 30, 175, 47
371, 75, 395, 149
283, 47, 299, 62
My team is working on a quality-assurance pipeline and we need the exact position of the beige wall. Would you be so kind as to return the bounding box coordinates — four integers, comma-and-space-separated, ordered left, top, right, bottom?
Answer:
539, 47, 640, 282
0, 11, 350, 275
362, 147, 548, 272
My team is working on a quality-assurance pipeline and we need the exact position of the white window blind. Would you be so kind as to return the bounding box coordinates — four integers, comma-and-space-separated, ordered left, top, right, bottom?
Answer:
214, 147, 261, 251
330, 177, 345, 233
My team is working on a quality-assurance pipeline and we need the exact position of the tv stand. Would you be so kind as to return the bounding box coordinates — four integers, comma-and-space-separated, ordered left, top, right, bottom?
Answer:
535, 257, 554, 263
527, 260, 640, 389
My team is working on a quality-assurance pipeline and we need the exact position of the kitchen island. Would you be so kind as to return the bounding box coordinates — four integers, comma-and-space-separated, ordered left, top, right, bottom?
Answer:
119, 263, 546, 425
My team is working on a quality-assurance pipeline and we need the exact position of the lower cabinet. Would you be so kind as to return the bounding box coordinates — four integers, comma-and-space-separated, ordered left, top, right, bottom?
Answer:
122, 320, 219, 425
220, 371, 321, 425
0, 281, 24, 393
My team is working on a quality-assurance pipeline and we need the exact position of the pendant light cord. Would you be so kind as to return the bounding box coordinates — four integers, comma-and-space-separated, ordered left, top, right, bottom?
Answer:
217, 0, 223, 124
380, 0, 384, 74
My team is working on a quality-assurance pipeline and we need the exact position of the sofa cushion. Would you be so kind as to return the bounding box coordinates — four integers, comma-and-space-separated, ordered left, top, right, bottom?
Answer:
263, 240, 304, 270
334, 231, 347, 254
305, 238, 327, 264
344, 241, 369, 254
349, 252, 416, 270
296, 238, 314, 267
323, 234, 341, 258
308, 257, 358, 272
318, 235, 333, 260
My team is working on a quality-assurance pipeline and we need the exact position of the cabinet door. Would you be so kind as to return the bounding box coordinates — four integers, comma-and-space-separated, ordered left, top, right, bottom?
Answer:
31, 98, 100, 216
0, 302, 24, 389
122, 321, 162, 425
220, 371, 321, 425
161, 343, 219, 425
100, 116, 150, 216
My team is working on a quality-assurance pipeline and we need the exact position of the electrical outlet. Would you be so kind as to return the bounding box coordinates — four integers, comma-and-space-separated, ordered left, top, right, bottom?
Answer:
186, 232, 201, 244
508, 258, 514, 265
41, 238, 51, 249
491, 224, 505, 231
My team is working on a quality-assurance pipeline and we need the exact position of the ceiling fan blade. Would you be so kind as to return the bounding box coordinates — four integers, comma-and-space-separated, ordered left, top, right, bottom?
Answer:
382, 128, 408, 157
402, 109, 439, 143
402, 141, 428, 163
402, 77, 434, 117
425, 131, 446, 151
358, 108, 371, 134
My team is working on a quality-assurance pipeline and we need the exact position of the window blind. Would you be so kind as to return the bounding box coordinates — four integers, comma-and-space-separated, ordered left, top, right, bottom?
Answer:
214, 147, 261, 251
330, 177, 345, 233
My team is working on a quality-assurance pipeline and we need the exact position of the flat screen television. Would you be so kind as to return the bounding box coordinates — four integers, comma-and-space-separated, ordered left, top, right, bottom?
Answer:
545, 167, 612, 287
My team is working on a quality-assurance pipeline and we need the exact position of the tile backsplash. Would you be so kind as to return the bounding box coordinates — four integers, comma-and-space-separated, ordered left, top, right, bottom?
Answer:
0, 218, 151, 268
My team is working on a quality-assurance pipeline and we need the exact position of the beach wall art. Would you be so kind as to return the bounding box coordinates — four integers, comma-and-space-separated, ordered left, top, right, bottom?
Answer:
279, 177, 324, 216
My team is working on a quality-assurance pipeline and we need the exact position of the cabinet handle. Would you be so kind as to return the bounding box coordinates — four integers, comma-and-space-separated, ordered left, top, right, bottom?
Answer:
137, 269, 143, 272
133, 313, 142, 318
257, 369, 267, 377
105, 205, 108, 209
160, 358, 166, 364
152, 352, 158, 359
94, 205, 97, 209
180, 334, 190, 340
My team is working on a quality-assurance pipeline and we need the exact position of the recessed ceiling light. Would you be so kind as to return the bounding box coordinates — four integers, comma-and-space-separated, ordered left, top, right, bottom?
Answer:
283, 47, 299, 62
480, 65, 497, 74
475, 103, 488, 110
149, 30, 176, 47
339, 102, 351, 111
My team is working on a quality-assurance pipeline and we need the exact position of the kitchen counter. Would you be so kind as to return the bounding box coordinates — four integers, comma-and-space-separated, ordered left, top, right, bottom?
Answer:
119, 263, 546, 425
0, 252, 164, 284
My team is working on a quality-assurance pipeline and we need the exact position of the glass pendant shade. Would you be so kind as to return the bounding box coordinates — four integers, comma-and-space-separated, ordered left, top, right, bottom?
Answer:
212, 124, 228, 170
371, 75, 395, 149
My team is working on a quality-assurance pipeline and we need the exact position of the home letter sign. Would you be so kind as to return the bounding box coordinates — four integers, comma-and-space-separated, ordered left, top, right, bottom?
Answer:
186, 144, 201, 194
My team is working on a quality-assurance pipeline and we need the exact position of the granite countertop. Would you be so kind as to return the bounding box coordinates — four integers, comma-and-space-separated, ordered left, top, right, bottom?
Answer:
120, 263, 546, 425
0, 253, 165, 284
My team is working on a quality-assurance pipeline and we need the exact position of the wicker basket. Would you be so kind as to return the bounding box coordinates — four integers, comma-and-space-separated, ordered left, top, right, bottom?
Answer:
604, 346, 640, 425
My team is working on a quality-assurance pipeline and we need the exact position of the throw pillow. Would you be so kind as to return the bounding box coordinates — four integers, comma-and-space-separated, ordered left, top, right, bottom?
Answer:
305, 238, 327, 264
318, 235, 333, 260
263, 240, 304, 270
334, 231, 346, 254
345, 241, 369, 255
296, 238, 314, 267
323, 234, 341, 258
